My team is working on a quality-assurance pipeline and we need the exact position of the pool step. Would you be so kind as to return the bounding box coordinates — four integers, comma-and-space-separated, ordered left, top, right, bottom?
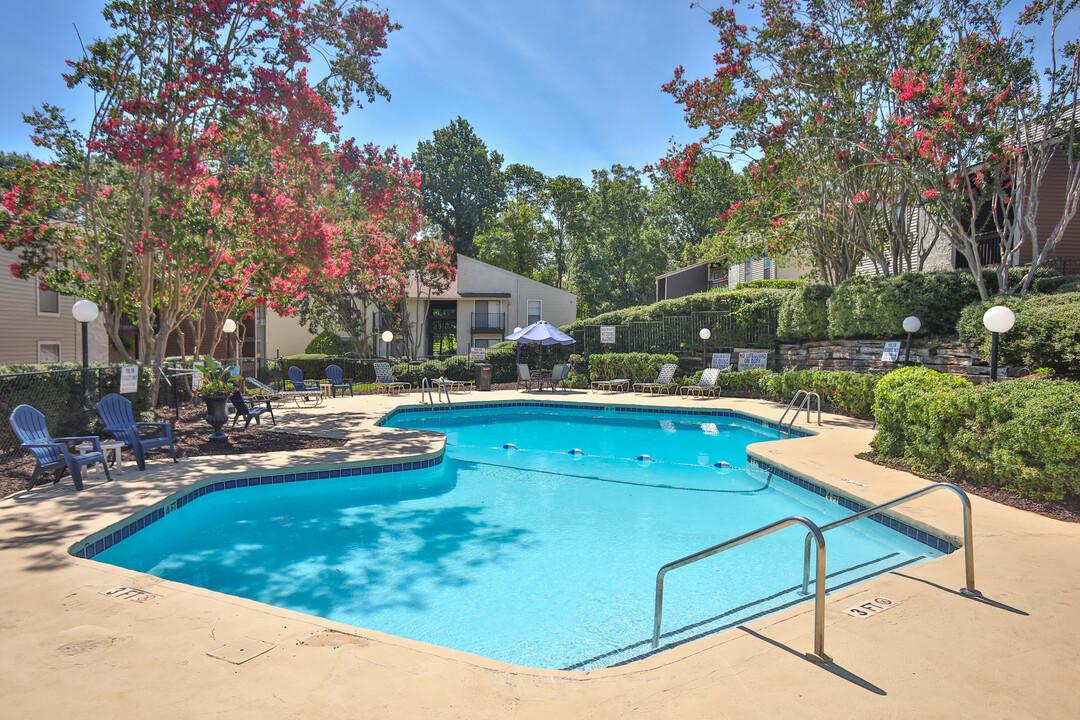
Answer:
560, 552, 924, 671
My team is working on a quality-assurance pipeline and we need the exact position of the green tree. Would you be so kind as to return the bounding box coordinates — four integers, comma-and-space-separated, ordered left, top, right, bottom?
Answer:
547, 174, 588, 289
475, 199, 549, 279
573, 165, 665, 315
648, 154, 743, 267
412, 117, 505, 258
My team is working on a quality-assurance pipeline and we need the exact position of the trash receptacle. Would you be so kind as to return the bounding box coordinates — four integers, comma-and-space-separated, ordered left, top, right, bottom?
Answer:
474, 363, 492, 391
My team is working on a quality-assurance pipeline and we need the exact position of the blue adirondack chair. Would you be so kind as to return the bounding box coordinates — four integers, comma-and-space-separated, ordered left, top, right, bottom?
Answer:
9, 404, 112, 490
324, 364, 354, 397
288, 366, 323, 396
96, 393, 177, 471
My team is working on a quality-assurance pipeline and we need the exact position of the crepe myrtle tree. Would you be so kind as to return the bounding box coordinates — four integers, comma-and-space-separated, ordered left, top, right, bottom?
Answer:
293, 142, 455, 358
0, 0, 399, 401
662, 0, 1079, 296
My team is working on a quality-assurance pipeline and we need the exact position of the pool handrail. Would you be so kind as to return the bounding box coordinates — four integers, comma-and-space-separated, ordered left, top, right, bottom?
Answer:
652, 515, 831, 663
778, 389, 821, 435
799, 482, 978, 597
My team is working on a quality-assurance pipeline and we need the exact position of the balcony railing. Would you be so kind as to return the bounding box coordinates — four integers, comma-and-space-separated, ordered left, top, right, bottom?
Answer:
471, 312, 505, 332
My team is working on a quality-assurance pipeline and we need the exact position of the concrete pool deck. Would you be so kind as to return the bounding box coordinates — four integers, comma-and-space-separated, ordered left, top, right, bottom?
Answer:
2, 387, 1079, 718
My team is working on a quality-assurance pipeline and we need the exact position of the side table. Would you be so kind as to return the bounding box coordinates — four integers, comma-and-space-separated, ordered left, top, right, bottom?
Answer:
74, 439, 125, 476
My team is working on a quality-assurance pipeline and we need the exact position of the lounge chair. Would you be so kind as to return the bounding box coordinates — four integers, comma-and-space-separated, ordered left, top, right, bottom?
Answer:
229, 389, 276, 429
246, 376, 324, 408
324, 364, 354, 398
633, 363, 679, 395
680, 368, 722, 398
516, 363, 538, 391
374, 362, 412, 394
97, 393, 178, 470
540, 363, 570, 392
9, 404, 113, 490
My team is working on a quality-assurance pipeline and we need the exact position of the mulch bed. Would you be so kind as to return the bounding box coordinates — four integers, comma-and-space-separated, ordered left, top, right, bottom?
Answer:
0, 404, 344, 499
858, 450, 1080, 523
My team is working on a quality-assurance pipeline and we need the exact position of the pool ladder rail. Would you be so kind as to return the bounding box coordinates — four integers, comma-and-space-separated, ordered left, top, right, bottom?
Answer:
778, 389, 821, 435
420, 377, 454, 407
651, 482, 979, 664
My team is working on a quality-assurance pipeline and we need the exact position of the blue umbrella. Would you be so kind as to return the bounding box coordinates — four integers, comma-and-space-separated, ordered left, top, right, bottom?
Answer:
505, 320, 575, 367
505, 320, 575, 346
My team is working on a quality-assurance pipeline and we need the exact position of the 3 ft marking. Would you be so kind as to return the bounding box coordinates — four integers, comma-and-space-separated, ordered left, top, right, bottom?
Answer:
844, 596, 896, 618
100, 586, 160, 603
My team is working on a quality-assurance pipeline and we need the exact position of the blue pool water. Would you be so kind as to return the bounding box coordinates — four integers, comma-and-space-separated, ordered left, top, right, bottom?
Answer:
93, 404, 947, 669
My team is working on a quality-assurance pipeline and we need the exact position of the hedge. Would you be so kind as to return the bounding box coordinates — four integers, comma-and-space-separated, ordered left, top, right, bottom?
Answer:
871, 367, 1080, 499
562, 288, 791, 333
957, 292, 1080, 373
734, 279, 807, 291
777, 284, 835, 341
827, 271, 982, 339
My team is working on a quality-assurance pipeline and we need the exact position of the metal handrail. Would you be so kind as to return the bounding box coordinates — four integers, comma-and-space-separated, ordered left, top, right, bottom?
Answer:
800, 482, 979, 597
420, 377, 454, 406
778, 390, 821, 435
653, 515, 831, 663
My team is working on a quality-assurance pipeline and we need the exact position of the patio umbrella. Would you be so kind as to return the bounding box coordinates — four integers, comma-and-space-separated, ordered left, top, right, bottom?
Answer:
505, 320, 575, 366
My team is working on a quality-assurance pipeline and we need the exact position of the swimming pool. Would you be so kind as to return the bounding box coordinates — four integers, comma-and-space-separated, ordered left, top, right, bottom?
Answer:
85, 402, 952, 670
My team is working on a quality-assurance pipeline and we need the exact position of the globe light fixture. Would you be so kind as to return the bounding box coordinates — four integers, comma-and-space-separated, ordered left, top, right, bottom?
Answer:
699, 328, 712, 368
381, 330, 394, 358
982, 306, 1016, 382
221, 318, 237, 365
71, 299, 99, 397
902, 316, 921, 364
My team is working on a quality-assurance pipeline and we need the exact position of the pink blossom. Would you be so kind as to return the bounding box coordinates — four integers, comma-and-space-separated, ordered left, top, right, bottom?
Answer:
922, 189, 938, 199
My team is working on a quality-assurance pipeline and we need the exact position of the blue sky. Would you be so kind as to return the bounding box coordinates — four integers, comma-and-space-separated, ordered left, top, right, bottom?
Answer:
0, 1, 722, 182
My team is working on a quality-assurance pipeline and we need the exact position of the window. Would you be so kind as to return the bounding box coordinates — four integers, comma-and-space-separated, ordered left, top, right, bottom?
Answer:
38, 287, 59, 314
527, 299, 541, 325
38, 342, 60, 364
763, 256, 772, 280
473, 338, 498, 349
743, 261, 752, 282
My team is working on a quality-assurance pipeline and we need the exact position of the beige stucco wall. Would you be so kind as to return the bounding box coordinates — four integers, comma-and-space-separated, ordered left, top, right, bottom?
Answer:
457, 255, 577, 349
0, 248, 109, 365
264, 311, 318, 358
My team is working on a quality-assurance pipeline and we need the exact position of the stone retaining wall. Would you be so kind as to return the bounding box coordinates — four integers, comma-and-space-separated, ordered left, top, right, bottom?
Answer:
777, 339, 1009, 380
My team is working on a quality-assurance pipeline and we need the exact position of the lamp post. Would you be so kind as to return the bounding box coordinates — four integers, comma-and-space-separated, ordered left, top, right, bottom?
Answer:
699, 328, 712, 369
902, 316, 921, 364
381, 330, 394, 358
72, 299, 99, 398
222, 318, 237, 366
982, 306, 1016, 382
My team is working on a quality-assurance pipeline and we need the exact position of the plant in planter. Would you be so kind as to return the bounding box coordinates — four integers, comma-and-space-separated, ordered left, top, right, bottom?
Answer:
192, 355, 238, 442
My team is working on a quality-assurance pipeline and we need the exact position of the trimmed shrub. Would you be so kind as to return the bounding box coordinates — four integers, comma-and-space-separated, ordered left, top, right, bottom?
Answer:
305, 331, 347, 355
870, 366, 973, 462
777, 284, 834, 341
762, 369, 879, 417
562, 287, 791, 333
712, 368, 774, 397
827, 271, 981, 339
734, 279, 807, 291
587, 352, 679, 385
957, 293, 1080, 373
949, 379, 1080, 499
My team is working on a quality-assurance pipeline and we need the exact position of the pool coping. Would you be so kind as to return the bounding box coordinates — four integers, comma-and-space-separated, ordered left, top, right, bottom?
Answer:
4, 388, 1080, 718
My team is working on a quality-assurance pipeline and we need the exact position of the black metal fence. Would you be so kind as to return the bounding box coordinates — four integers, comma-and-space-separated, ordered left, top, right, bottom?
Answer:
570, 307, 779, 356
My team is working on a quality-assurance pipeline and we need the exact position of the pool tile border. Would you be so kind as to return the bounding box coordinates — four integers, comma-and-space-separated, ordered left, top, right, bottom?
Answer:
71, 454, 444, 560
377, 400, 814, 438
747, 457, 957, 555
